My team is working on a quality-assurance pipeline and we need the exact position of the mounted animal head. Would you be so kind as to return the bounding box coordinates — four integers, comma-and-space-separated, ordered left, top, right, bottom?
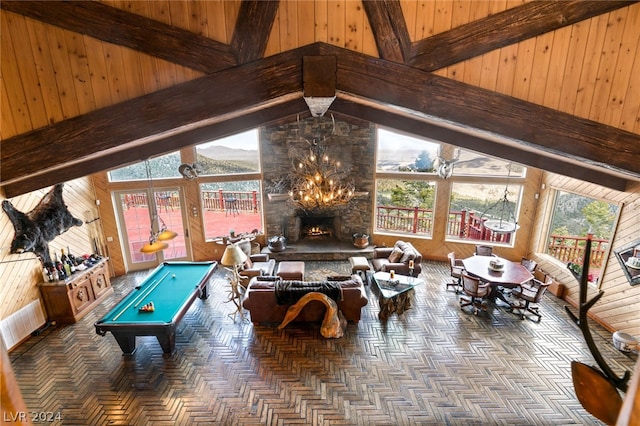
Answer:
2, 183, 83, 265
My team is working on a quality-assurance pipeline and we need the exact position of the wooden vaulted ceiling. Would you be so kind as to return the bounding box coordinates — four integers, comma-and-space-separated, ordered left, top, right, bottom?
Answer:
1, 1, 639, 197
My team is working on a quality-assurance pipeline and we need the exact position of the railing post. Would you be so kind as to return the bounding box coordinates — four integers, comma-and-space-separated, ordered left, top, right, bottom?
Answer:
412, 207, 419, 234
460, 210, 466, 238
218, 189, 224, 211
252, 191, 258, 212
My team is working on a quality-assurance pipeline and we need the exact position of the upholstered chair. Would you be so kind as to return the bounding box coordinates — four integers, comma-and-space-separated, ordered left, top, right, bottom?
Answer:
510, 277, 552, 321
446, 252, 464, 293
460, 272, 490, 315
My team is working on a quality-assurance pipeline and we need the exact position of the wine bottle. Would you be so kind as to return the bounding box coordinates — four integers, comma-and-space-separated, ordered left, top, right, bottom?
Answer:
60, 249, 72, 276
54, 253, 66, 280
66, 246, 77, 273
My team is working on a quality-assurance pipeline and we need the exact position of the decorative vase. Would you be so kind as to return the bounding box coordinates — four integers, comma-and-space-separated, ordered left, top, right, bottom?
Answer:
353, 233, 369, 249
268, 236, 287, 252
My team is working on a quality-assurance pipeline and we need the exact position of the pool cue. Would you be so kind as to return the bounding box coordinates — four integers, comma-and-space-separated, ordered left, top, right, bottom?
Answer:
111, 271, 170, 321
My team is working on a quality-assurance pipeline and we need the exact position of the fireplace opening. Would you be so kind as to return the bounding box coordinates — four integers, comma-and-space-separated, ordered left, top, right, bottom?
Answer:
300, 216, 336, 240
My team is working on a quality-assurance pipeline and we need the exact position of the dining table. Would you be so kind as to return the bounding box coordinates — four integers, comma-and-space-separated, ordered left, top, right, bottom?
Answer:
461, 255, 534, 307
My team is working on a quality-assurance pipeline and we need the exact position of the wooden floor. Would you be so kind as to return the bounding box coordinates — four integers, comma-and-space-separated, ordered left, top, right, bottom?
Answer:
9, 260, 637, 425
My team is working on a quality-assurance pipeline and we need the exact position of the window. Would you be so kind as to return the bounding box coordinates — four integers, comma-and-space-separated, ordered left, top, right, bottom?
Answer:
195, 129, 260, 175
200, 180, 262, 240
546, 191, 619, 284
108, 152, 181, 181
374, 128, 526, 244
375, 128, 440, 237
448, 182, 522, 244
194, 130, 263, 240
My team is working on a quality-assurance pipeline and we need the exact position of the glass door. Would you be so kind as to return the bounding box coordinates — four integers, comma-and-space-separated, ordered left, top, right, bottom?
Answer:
113, 188, 191, 271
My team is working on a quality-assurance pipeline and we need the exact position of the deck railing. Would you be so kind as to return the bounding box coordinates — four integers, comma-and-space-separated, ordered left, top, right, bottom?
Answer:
547, 233, 608, 268
376, 206, 512, 243
376, 205, 608, 268
201, 190, 260, 213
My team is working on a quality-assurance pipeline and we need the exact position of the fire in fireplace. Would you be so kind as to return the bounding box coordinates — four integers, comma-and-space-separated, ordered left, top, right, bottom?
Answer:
300, 215, 336, 240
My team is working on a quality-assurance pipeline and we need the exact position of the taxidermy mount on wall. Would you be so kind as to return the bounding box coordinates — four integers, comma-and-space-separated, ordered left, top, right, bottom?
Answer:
2, 183, 83, 265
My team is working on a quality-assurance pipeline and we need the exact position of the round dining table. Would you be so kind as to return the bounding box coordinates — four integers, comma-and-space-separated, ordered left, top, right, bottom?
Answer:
461, 255, 534, 306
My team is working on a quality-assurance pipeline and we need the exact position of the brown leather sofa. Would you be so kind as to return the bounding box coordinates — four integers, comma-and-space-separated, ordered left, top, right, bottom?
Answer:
371, 240, 423, 277
242, 275, 368, 324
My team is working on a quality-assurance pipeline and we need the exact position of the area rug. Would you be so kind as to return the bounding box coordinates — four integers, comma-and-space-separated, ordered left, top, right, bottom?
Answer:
304, 261, 351, 281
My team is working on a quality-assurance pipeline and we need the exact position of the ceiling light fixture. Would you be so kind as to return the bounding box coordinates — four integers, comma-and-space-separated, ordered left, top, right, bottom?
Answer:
140, 160, 177, 254
480, 163, 520, 234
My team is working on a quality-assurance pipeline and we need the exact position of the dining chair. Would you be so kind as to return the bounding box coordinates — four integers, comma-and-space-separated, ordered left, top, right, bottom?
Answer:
446, 252, 464, 293
474, 244, 495, 256
509, 276, 552, 321
520, 257, 538, 273
460, 272, 491, 315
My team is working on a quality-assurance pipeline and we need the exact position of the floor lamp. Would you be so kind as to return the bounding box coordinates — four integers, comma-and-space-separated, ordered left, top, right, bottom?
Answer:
221, 243, 248, 320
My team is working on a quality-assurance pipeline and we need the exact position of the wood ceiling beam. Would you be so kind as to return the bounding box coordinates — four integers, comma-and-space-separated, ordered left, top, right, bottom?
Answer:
330, 98, 629, 192
322, 46, 640, 184
1, 99, 307, 198
409, 0, 638, 71
0, 47, 320, 197
0, 0, 237, 74
361, 0, 411, 62
231, 0, 280, 64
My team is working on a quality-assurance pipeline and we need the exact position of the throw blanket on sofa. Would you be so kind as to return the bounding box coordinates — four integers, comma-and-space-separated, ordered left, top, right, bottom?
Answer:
275, 280, 344, 305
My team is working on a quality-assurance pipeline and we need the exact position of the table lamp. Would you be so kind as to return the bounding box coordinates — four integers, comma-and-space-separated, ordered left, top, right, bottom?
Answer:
220, 243, 248, 320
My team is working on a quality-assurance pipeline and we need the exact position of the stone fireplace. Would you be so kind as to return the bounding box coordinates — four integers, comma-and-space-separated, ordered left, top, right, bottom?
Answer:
260, 116, 375, 245
285, 212, 343, 243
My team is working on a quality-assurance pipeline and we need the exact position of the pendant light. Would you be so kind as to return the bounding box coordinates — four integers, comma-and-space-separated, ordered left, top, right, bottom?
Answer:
480, 163, 520, 234
140, 160, 177, 254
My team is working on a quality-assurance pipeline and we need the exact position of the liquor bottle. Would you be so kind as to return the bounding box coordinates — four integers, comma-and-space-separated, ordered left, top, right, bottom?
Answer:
54, 253, 67, 280
66, 246, 77, 273
60, 249, 72, 276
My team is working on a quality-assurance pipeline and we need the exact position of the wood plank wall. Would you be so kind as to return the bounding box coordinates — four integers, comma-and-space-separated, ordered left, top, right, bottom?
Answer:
531, 175, 640, 336
0, 178, 105, 320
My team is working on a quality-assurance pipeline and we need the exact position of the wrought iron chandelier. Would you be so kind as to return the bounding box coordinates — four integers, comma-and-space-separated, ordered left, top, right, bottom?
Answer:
480, 163, 520, 234
140, 160, 177, 254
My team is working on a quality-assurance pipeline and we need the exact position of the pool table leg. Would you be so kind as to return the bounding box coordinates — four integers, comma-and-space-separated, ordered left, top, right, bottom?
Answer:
199, 283, 209, 300
112, 333, 137, 355
156, 333, 175, 354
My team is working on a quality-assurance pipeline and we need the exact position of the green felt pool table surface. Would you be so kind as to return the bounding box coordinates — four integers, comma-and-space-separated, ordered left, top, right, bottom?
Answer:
95, 261, 217, 354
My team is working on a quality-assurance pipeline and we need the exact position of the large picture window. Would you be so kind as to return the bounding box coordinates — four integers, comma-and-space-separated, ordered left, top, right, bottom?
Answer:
194, 129, 263, 240
375, 129, 440, 238
108, 152, 181, 181
195, 129, 260, 175
546, 190, 619, 284
375, 128, 526, 244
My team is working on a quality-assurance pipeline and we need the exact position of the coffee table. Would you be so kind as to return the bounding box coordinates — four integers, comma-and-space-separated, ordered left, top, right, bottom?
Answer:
372, 271, 424, 320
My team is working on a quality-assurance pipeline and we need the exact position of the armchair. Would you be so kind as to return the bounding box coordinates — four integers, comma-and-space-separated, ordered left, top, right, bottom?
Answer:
510, 276, 552, 321
446, 252, 464, 293
239, 253, 276, 280
234, 238, 276, 280
460, 272, 490, 315
371, 240, 423, 277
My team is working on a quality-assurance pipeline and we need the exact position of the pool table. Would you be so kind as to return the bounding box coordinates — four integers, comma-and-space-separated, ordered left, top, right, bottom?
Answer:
95, 261, 217, 355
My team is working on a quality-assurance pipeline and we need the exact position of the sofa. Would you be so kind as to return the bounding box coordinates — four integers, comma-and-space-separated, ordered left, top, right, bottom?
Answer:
371, 240, 423, 277
242, 274, 368, 324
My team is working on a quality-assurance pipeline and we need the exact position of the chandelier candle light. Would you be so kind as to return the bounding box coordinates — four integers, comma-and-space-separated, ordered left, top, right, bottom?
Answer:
288, 143, 355, 210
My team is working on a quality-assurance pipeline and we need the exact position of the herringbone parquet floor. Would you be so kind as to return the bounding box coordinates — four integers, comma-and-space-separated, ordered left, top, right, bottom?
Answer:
9, 260, 637, 425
